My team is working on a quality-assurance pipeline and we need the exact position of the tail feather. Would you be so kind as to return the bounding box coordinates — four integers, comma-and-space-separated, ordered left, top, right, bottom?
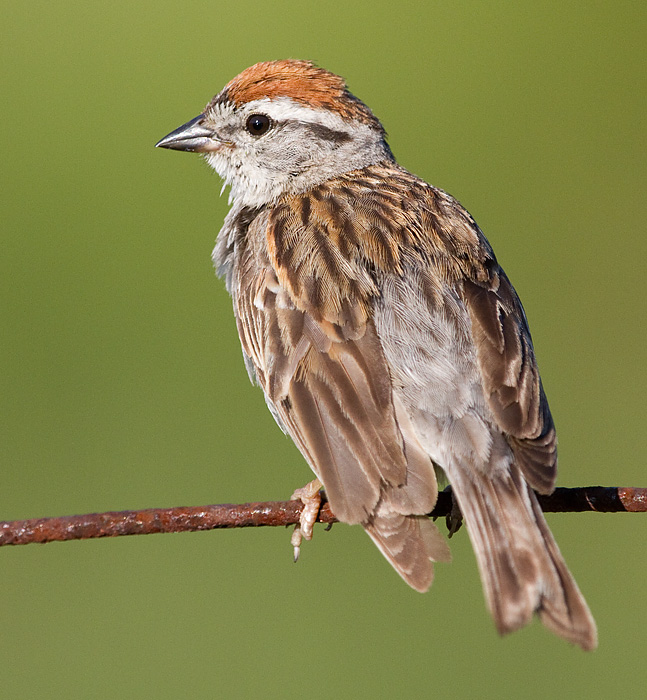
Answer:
364, 506, 451, 593
527, 493, 598, 648
448, 463, 597, 650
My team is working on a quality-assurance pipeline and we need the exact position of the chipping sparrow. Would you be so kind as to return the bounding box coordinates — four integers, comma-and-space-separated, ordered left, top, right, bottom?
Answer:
156, 60, 596, 649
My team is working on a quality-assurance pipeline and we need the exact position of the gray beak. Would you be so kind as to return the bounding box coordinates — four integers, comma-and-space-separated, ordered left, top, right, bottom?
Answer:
155, 114, 218, 152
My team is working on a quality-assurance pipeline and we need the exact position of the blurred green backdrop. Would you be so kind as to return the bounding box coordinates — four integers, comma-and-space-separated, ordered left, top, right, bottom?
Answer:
1, 1, 645, 698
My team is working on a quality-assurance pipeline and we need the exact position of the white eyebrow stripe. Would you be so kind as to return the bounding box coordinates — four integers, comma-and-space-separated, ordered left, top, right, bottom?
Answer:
237, 97, 365, 135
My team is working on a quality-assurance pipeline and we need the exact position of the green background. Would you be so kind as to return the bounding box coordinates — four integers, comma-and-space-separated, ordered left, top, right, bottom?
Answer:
2, 1, 645, 698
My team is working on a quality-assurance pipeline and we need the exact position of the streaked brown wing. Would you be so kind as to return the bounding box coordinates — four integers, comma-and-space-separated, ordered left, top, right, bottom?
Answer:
462, 268, 557, 493
233, 213, 426, 525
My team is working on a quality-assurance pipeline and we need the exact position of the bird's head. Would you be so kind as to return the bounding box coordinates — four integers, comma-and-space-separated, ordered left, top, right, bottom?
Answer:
156, 60, 393, 208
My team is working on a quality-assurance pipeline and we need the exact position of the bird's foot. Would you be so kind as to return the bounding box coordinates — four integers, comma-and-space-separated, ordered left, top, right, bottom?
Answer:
445, 486, 463, 538
290, 479, 323, 562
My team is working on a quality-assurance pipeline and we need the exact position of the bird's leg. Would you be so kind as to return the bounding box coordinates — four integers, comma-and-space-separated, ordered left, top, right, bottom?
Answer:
290, 479, 323, 562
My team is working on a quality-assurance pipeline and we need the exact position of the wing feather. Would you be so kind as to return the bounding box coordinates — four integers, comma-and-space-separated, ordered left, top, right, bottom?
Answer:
233, 209, 437, 523
462, 270, 557, 493
229, 185, 448, 586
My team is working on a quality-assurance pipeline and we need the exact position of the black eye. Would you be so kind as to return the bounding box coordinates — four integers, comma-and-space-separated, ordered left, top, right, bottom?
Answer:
245, 114, 271, 136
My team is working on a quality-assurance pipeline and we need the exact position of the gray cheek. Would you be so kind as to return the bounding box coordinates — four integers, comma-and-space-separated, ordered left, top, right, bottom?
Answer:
256, 137, 318, 175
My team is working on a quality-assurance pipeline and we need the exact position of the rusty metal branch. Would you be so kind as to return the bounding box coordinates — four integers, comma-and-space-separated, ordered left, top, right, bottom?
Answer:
0, 486, 644, 548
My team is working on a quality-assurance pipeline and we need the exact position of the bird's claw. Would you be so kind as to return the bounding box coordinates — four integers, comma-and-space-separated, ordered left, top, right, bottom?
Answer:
290, 479, 323, 562
445, 487, 463, 537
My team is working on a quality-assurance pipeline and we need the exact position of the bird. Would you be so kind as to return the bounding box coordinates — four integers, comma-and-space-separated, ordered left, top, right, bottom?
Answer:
156, 59, 597, 649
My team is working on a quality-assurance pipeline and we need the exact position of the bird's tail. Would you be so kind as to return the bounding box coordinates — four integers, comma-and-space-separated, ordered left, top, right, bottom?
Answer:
447, 462, 597, 650
364, 506, 451, 593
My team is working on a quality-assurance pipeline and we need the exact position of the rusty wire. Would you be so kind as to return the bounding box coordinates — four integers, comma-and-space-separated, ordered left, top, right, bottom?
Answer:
0, 486, 644, 548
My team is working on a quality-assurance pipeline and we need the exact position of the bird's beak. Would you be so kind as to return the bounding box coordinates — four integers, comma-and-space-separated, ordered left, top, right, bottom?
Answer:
155, 114, 220, 153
